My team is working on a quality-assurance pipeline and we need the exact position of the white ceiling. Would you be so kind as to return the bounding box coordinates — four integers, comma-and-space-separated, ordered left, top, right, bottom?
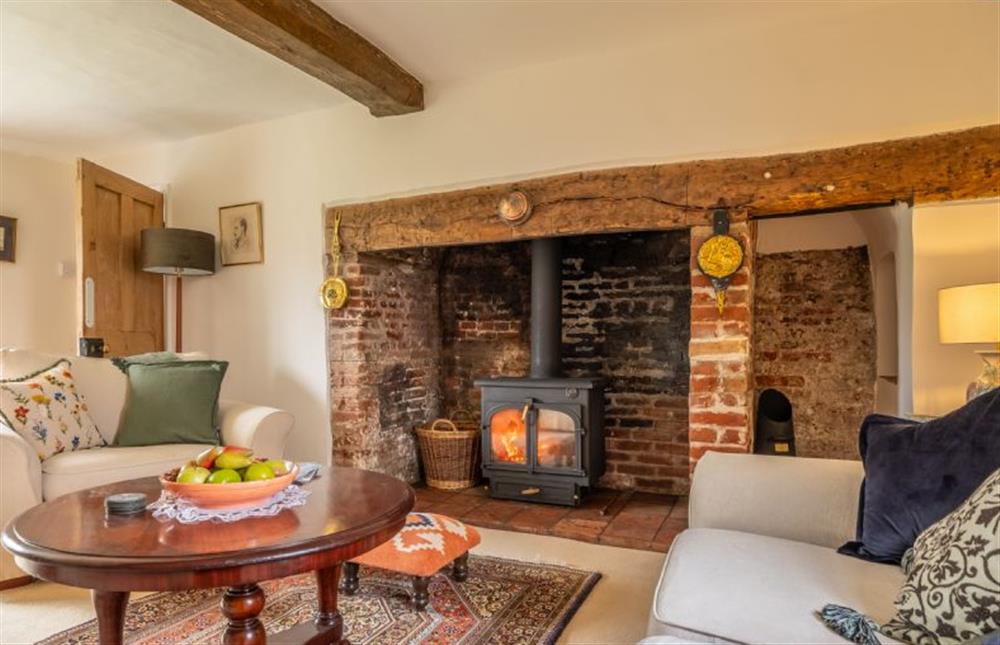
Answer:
1, 1, 878, 156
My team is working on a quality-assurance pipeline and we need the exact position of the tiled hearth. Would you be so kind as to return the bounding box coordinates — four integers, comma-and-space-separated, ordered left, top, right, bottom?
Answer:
414, 485, 688, 552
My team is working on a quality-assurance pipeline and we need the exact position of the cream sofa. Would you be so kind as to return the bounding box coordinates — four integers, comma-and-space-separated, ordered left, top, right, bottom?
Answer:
0, 348, 294, 582
646, 451, 905, 644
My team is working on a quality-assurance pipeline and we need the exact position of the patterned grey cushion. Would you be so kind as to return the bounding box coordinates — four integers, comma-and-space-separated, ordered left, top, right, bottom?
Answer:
881, 468, 1000, 644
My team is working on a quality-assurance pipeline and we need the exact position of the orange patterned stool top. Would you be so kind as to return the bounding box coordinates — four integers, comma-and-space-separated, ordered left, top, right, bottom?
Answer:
350, 512, 481, 578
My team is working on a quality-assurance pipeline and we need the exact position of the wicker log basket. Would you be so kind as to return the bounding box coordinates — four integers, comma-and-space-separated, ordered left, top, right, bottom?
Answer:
416, 412, 481, 490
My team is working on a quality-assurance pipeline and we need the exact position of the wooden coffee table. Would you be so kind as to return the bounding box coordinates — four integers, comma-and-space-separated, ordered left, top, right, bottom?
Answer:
1, 466, 413, 645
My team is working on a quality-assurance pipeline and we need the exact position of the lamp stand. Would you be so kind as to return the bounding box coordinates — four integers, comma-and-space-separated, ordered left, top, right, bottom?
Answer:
968, 345, 1000, 400
175, 272, 183, 353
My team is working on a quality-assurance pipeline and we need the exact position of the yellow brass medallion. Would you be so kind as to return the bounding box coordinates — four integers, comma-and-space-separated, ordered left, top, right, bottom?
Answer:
322, 213, 350, 310
695, 210, 744, 314
321, 277, 349, 310
696, 235, 743, 280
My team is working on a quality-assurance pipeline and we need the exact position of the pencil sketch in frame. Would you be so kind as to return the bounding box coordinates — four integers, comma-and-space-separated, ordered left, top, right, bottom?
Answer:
219, 202, 263, 266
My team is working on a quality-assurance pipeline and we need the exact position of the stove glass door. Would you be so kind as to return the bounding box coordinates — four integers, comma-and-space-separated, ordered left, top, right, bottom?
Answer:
489, 407, 528, 465
535, 408, 578, 470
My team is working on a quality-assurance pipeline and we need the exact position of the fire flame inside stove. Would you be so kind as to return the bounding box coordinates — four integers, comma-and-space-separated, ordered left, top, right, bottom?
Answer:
491, 409, 527, 463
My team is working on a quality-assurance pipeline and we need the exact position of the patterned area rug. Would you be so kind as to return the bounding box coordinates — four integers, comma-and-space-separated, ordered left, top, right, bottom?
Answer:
40, 555, 600, 645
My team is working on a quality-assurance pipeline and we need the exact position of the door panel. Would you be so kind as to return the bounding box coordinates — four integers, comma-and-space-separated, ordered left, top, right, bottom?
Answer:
78, 159, 164, 357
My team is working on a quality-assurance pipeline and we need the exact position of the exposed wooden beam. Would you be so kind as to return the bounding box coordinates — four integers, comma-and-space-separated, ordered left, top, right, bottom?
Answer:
329, 124, 1000, 252
172, 0, 423, 116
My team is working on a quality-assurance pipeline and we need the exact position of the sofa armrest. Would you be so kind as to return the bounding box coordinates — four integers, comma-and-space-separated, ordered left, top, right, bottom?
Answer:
688, 451, 864, 549
217, 399, 294, 459
1, 425, 43, 581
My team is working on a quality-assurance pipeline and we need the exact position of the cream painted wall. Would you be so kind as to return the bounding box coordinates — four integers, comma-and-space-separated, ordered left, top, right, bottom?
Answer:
0, 149, 77, 358
92, 3, 999, 462
756, 211, 867, 255
912, 200, 1000, 416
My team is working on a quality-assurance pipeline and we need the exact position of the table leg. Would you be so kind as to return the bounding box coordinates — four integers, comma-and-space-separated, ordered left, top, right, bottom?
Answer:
221, 584, 266, 645
315, 564, 345, 643
93, 590, 130, 645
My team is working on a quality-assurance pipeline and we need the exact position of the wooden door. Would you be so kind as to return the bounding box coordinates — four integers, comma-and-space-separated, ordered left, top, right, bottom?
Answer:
77, 159, 164, 357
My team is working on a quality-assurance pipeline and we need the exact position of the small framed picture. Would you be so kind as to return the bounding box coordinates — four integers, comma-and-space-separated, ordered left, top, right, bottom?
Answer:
0, 216, 17, 263
219, 202, 263, 266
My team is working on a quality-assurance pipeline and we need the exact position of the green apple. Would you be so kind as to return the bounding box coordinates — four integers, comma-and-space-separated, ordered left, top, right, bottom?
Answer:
207, 468, 242, 484
263, 459, 290, 476
177, 465, 211, 484
244, 463, 275, 481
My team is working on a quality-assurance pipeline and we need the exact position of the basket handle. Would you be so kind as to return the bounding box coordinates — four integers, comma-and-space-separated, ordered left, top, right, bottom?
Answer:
430, 418, 458, 432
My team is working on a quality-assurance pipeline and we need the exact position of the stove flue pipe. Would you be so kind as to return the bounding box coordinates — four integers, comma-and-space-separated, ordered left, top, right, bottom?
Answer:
530, 237, 563, 378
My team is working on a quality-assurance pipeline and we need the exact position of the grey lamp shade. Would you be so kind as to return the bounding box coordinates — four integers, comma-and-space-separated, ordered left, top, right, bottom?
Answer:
140, 228, 216, 276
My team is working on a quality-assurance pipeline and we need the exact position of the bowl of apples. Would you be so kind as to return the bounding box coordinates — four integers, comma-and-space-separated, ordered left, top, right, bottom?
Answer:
160, 446, 299, 510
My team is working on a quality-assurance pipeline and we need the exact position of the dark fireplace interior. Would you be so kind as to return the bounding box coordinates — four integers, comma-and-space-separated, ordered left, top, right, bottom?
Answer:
329, 229, 692, 495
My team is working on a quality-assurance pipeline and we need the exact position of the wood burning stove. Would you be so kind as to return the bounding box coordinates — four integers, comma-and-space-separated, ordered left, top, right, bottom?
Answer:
475, 238, 605, 506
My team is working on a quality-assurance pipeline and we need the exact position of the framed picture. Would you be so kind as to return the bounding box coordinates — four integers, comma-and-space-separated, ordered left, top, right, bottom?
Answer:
0, 216, 16, 263
219, 202, 263, 266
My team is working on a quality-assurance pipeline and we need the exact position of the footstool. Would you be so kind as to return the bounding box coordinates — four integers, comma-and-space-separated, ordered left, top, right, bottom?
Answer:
341, 512, 481, 611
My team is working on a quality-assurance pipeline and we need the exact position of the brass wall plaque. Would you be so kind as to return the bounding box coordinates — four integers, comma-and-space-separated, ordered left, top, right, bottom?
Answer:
497, 190, 532, 226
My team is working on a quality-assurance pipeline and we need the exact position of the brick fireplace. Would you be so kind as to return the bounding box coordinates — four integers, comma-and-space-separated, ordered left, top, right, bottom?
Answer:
325, 221, 755, 495
322, 125, 996, 497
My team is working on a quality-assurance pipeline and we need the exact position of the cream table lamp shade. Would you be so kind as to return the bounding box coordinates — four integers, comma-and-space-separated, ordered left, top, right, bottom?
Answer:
938, 283, 1000, 344
938, 282, 1000, 400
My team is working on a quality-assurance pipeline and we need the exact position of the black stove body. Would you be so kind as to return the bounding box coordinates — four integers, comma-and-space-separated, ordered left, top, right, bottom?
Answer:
475, 238, 605, 506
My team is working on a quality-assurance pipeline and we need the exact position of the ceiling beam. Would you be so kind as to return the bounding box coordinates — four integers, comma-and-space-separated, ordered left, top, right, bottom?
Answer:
171, 0, 423, 117
328, 123, 1000, 252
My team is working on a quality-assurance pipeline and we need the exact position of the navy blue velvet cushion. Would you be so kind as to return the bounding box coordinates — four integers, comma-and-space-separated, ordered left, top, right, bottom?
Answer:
838, 389, 1000, 564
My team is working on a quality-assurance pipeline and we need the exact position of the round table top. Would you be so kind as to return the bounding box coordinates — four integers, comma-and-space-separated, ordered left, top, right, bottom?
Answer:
2, 467, 413, 576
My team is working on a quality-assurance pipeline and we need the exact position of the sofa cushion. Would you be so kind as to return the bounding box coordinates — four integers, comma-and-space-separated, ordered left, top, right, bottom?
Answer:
0, 360, 106, 459
42, 443, 211, 500
882, 467, 1000, 644
1, 348, 211, 445
649, 528, 906, 644
840, 390, 1000, 565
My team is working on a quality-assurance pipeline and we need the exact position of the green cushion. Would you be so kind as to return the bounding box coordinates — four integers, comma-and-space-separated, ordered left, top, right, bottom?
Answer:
110, 352, 179, 374
115, 361, 228, 447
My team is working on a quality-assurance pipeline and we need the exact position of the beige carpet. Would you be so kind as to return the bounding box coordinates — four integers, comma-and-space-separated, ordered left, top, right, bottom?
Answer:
1, 527, 663, 644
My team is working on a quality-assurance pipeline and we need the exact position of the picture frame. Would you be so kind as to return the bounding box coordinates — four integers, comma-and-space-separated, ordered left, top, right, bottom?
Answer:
0, 216, 17, 263
218, 202, 263, 266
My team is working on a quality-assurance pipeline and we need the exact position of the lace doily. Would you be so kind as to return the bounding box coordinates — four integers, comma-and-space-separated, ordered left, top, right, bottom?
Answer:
149, 484, 311, 524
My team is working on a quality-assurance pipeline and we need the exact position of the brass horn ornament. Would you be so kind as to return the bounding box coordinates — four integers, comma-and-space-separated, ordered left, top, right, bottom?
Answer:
321, 213, 349, 310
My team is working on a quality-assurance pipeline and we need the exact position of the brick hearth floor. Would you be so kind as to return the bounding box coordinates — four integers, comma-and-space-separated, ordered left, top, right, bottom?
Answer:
414, 485, 688, 552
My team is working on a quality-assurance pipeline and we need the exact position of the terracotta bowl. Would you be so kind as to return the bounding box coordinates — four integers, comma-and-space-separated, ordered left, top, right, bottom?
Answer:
160, 462, 299, 510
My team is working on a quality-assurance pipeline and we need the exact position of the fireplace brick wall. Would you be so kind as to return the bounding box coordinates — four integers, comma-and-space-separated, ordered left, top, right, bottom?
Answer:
440, 243, 532, 415
325, 223, 752, 490
562, 232, 691, 493
753, 246, 875, 460
327, 251, 442, 482
687, 221, 756, 468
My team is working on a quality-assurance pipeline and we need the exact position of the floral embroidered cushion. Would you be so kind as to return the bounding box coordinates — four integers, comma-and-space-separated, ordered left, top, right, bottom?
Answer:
881, 467, 1000, 644
0, 360, 106, 460
351, 512, 481, 577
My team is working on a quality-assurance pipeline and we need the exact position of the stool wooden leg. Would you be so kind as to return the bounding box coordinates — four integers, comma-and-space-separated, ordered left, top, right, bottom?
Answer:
451, 552, 469, 582
411, 576, 430, 611
341, 562, 360, 595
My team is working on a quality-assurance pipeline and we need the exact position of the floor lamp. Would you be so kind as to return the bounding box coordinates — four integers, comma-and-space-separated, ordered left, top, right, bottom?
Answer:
140, 228, 216, 352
